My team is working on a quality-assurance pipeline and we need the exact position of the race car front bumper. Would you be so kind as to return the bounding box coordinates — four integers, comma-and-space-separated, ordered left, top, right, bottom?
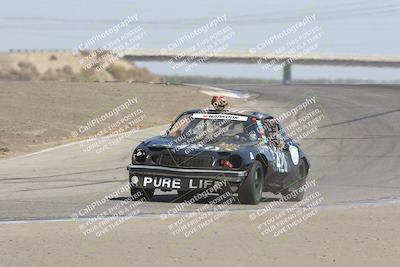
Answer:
127, 164, 247, 183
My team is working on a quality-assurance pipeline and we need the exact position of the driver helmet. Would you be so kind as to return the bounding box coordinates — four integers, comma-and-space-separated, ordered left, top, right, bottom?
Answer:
211, 96, 228, 111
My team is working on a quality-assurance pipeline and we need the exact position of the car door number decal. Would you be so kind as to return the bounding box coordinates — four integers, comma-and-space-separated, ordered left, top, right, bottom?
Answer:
274, 148, 288, 173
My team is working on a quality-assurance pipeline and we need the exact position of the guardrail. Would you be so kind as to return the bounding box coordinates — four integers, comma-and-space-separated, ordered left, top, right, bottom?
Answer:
121, 51, 400, 84
9, 49, 400, 83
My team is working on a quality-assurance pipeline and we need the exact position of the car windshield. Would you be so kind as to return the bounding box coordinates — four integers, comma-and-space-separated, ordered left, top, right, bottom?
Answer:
168, 113, 262, 143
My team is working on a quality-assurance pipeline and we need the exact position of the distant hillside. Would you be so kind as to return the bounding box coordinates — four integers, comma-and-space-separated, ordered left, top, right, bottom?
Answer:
0, 51, 164, 82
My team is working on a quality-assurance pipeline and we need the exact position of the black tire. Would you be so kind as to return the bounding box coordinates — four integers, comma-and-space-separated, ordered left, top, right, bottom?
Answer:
238, 161, 264, 205
130, 187, 154, 201
129, 176, 154, 201
281, 159, 307, 201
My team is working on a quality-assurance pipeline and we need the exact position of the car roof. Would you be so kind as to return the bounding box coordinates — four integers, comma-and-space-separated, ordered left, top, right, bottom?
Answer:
182, 109, 274, 120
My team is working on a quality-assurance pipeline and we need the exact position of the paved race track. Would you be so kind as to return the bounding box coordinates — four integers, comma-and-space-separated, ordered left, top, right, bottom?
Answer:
0, 84, 399, 221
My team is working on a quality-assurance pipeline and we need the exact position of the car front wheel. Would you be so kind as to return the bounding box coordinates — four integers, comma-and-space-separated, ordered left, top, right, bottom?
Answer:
129, 176, 154, 201
238, 161, 264, 205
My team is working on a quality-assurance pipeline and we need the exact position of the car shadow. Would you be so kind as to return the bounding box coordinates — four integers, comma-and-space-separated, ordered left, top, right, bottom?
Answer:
110, 194, 282, 205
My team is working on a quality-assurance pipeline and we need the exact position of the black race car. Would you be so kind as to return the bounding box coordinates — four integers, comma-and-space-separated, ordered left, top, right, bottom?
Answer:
127, 102, 310, 204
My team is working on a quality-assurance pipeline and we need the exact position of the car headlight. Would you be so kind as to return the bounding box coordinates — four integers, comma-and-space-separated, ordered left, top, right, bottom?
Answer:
133, 148, 146, 163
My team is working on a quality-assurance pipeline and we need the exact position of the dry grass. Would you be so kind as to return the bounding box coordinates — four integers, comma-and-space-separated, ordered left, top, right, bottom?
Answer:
0, 51, 164, 82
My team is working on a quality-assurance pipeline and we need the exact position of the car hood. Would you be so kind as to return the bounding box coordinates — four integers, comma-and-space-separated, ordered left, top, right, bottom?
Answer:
142, 135, 258, 153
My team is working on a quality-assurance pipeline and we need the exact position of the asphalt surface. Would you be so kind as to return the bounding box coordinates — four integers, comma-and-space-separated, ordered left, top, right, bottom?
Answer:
0, 84, 399, 221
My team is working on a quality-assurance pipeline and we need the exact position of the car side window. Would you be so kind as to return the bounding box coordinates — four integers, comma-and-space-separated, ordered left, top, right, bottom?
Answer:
168, 114, 191, 137
264, 118, 286, 149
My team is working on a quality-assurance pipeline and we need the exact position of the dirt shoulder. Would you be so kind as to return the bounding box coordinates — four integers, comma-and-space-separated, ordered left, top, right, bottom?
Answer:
0, 81, 235, 158
0, 203, 399, 267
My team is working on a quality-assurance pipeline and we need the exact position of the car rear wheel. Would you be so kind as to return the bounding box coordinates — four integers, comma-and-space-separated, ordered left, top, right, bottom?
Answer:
281, 159, 307, 201
238, 161, 264, 205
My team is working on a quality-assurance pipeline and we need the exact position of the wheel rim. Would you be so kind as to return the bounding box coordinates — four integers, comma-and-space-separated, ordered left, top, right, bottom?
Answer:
299, 160, 306, 179
254, 167, 262, 191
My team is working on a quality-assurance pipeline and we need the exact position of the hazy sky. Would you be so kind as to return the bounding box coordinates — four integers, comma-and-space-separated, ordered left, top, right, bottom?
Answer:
1, 0, 399, 80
